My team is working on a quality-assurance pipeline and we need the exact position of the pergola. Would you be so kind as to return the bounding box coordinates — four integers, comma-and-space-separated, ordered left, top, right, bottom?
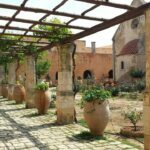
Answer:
0, 0, 150, 149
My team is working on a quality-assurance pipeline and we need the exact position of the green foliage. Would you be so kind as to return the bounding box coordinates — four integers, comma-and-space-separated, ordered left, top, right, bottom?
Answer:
82, 88, 111, 103
1, 79, 8, 84
107, 87, 120, 97
119, 84, 136, 92
0, 54, 14, 81
35, 61, 50, 79
123, 108, 142, 131
136, 80, 145, 91
0, 36, 18, 52
34, 18, 72, 43
130, 69, 145, 78
35, 82, 49, 91
73, 131, 107, 141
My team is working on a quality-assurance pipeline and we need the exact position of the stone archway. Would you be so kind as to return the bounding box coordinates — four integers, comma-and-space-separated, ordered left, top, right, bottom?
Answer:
108, 69, 113, 78
83, 70, 92, 79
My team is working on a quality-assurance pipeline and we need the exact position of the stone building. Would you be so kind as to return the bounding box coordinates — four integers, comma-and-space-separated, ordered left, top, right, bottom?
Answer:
47, 40, 112, 85
113, 0, 146, 82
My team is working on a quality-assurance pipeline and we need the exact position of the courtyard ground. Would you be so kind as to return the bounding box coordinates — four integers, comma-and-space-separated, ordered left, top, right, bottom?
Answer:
0, 95, 143, 150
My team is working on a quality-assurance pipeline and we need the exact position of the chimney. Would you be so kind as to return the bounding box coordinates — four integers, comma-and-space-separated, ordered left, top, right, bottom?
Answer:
91, 42, 96, 53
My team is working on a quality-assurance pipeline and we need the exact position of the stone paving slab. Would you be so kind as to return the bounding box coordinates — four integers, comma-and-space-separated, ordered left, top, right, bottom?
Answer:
0, 97, 140, 150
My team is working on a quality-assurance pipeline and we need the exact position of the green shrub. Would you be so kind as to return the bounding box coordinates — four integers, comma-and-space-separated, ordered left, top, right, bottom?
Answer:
130, 69, 145, 78
136, 80, 145, 91
119, 84, 136, 92
35, 82, 49, 91
109, 87, 120, 97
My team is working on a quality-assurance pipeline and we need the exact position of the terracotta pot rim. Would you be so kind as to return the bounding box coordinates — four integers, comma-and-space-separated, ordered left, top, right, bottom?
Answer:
35, 89, 48, 92
84, 99, 108, 104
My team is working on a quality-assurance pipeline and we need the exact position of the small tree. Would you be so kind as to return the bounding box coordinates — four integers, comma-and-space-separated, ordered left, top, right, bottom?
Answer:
35, 61, 50, 80
123, 108, 142, 131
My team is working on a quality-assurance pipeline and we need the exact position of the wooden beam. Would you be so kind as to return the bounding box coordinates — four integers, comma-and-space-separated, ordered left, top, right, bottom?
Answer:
0, 25, 72, 35
0, 16, 88, 30
0, 38, 50, 44
76, 0, 136, 10
0, 3, 107, 22
39, 3, 150, 52
2, 0, 28, 34
22, 0, 69, 40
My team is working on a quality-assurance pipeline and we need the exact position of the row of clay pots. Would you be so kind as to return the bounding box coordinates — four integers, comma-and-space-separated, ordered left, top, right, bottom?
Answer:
0, 84, 50, 115
0, 84, 26, 104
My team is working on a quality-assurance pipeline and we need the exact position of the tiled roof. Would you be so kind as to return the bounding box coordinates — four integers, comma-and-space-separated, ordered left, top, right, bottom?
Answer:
118, 39, 139, 56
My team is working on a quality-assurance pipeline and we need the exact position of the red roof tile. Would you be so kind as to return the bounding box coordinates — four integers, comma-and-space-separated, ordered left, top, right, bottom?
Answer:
118, 39, 139, 56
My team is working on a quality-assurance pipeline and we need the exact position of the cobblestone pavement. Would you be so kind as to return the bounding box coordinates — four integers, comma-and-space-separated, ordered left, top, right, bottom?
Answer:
0, 97, 140, 150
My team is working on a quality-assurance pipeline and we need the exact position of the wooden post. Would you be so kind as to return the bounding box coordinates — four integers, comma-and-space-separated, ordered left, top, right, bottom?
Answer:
144, 8, 150, 150
56, 43, 76, 124
25, 55, 36, 108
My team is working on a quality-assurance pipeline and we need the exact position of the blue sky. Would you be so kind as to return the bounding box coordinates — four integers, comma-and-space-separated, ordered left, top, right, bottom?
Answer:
0, 0, 149, 47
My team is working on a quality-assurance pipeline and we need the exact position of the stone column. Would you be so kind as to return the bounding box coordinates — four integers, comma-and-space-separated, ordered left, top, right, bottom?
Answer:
56, 43, 76, 124
144, 9, 150, 150
25, 55, 36, 108
8, 61, 17, 84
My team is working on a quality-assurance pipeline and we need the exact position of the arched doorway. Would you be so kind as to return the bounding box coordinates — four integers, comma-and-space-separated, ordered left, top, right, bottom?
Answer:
108, 70, 113, 78
83, 70, 92, 79
55, 72, 58, 80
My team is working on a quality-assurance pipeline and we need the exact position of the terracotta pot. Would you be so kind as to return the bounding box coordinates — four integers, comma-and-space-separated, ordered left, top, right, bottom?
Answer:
84, 100, 110, 136
13, 84, 26, 104
34, 90, 50, 115
1, 84, 8, 98
8, 84, 15, 100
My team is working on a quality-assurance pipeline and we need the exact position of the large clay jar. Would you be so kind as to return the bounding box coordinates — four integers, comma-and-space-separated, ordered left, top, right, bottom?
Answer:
13, 84, 26, 104
34, 90, 50, 115
8, 84, 14, 100
1, 84, 8, 98
84, 100, 110, 136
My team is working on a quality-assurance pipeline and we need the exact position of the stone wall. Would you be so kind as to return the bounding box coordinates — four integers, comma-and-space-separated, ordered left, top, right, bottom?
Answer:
113, 0, 145, 81
48, 51, 112, 84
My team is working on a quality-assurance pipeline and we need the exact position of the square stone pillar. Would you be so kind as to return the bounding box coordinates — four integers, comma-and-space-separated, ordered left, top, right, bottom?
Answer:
25, 55, 36, 108
144, 9, 150, 150
56, 43, 76, 124
8, 61, 17, 84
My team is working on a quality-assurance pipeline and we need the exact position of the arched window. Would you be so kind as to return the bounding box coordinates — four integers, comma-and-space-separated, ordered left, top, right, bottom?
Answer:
55, 72, 58, 80
121, 61, 124, 69
83, 70, 92, 79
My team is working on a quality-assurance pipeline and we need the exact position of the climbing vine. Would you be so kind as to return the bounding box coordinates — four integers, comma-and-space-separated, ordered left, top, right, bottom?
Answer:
34, 18, 72, 43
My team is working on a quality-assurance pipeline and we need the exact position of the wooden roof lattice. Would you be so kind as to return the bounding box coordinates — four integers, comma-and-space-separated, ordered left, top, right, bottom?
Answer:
0, 0, 150, 55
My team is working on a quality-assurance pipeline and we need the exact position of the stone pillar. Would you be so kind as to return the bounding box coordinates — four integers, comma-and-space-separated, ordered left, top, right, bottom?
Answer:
144, 9, 150, 150
25, 55, 36, 108
8, 61, 17, 84
56, 43, 76, 124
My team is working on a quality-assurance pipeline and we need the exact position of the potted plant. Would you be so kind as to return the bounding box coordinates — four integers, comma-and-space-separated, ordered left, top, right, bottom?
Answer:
34, 82, 50, 115
13, 81, 26, 104
81, 88, 111, 136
